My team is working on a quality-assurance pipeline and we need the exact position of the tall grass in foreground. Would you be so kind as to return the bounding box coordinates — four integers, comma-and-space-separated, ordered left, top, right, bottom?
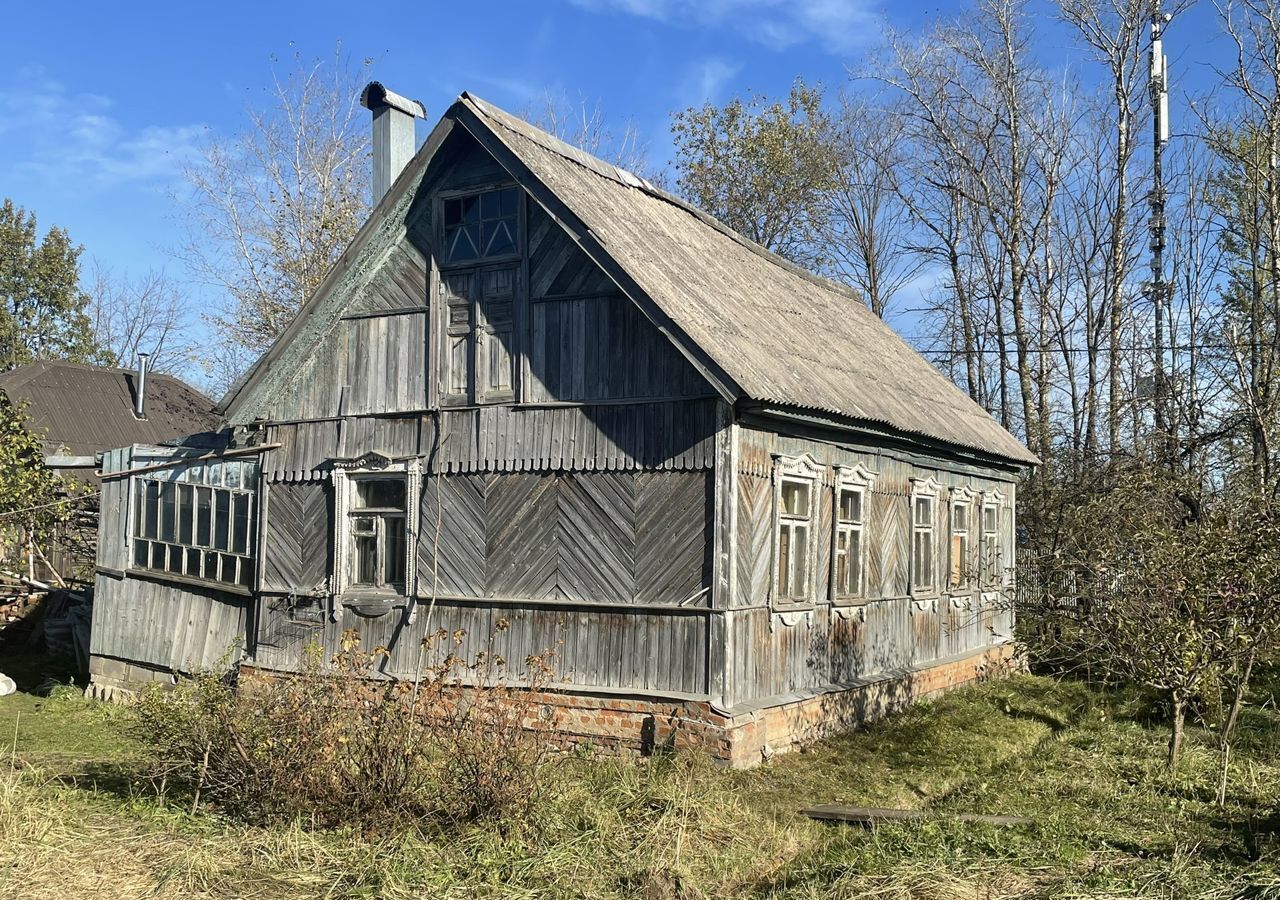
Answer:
3, 672, 1279, 899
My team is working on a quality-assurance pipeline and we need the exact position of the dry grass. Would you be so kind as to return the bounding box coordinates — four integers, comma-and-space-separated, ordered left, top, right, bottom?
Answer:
1, 667, 1278, 899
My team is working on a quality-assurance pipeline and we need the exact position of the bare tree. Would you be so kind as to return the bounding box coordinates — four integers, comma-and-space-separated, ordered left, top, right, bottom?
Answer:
819, 92, 924, 317
87, 261, 193, 375
175, 47, 373, 367
523, 90, 651, 177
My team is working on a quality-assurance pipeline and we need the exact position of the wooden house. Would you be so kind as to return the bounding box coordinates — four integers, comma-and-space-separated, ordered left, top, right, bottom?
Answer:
88, 85, 1036, 765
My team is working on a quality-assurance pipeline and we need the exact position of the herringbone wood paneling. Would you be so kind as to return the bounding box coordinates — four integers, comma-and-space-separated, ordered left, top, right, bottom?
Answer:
735, 472, 773, 607
261, 482, 329, 593
415, 470, 709, 605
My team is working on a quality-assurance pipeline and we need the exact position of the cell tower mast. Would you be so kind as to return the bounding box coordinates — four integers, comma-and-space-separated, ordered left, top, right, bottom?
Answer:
1150, 4, 1172, 459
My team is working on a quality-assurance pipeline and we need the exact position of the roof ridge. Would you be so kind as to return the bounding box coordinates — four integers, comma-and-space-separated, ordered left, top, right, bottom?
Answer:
460, 92, 868, 308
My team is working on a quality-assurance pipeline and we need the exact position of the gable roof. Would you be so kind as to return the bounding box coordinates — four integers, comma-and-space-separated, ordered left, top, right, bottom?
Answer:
0, 360, 219, 480
223, 93, 1035, 467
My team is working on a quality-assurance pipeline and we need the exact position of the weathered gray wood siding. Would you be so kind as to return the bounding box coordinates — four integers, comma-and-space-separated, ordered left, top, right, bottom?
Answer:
416, 470, 710, 605
254, 597, 712, 697
264, 243, 429, 423
723, 425, 1017, 708
90, 447, 250, 675
522, 203, 711, 403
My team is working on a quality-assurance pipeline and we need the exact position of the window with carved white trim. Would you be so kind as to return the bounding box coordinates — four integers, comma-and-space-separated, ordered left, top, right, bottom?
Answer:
949, 488, 974, 590
129, 457, 259, 589
981, 492, 1003, 587
832, 464, 875, 602
772, 455, 819, 605
910, 479, 941, 595
332, 456, 420, 595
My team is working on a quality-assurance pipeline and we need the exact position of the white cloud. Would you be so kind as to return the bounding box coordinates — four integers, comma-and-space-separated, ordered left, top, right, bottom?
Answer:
567, 0, 885, 54
0, 69, 204, 194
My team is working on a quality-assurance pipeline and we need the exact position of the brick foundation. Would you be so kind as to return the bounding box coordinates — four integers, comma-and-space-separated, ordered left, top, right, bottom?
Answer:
94, 642, 1018, 767
371, 643, 1016, 767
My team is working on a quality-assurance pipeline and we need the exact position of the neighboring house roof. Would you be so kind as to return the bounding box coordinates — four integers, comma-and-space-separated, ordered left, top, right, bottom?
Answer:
0, 360, 220, 481
223, 93, 1036, 468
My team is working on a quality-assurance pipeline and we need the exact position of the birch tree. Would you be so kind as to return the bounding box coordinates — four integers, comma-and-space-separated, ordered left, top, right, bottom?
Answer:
176, 48, 373, 365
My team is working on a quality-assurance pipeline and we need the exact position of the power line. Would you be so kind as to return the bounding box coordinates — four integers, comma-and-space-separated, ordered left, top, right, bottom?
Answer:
0, 491, 101, 520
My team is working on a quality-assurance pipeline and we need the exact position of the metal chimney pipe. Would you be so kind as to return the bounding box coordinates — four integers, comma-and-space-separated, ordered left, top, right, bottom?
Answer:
360, 82, 426, 202
134, 352, 150, 419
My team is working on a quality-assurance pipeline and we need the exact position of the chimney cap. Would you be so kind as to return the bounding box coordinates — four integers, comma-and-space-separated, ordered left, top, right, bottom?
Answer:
360, 81, 426, 119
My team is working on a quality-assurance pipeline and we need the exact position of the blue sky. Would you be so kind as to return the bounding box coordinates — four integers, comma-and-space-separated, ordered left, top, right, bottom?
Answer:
0, 0, 1233, 378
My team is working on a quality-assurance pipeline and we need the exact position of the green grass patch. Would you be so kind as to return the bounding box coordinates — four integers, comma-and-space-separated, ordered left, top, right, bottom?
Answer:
1, 665, 1278, 899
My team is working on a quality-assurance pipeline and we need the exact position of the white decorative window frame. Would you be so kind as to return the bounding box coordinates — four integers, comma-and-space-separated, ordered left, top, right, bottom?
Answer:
330, 452, 421, 597
948, 485, 976, 593
980, 487, 1007, 589
909, 476, 943, 598
770, 453, 822, 611
830, 463, 877, 606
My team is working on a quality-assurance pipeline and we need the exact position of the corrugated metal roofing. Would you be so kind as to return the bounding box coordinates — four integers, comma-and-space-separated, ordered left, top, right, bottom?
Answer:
0, 360, 219, 481
463, 94, 1037, 466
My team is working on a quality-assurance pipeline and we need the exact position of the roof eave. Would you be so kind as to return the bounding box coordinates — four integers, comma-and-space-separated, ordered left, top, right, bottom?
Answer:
741, 401, 1039, 473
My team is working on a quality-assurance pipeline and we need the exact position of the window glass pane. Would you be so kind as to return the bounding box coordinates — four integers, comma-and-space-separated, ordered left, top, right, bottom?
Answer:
915, 496, 933, 527
187, 463, 204, 485
167, 545, 183, 574
781, 480, 809, 517
984, 505, 998, 533
232, 493, 251, 555
483, 220, 516, 256
500, 187, 518, 217
481, 189, 502, 219
953, 503, 968, 532
444, 197, 462, 226
214, 491, 231, 551
151, 542, 166, 570
839, 488, 861, 523
143, 480, 160, 539
204, 550, 219, 581
849, 530, 863, 594
793, 525, 809, 594
195, 487, 212, 546
356, 479, 405, 510
134, 539, 148, 568
351, 516, 376, 534
355, 534, 377, 585
223, 461, 242, 489
835, 532, 849, 594
178, 484, 194, 544
207, 461, 223, 487
159, 482, 177, 542
384, 516, 406, 586
185, 547, 201, 578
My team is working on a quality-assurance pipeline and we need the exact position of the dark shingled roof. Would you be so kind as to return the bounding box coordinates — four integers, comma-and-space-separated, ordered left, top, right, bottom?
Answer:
462, 94, 1036, 466
0, 360, 219, 482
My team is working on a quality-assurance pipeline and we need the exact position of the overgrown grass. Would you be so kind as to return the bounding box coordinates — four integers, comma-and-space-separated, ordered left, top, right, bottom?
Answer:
1, 655, 1278, 899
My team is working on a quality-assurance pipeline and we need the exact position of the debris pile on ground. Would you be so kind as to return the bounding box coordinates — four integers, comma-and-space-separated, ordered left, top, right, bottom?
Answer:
0, 573, 92, 677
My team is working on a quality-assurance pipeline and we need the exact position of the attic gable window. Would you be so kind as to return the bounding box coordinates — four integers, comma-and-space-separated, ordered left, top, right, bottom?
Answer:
331, 454, 420, 596
910, 477, 942, 596
443, 187, 518, 263
129, 457, 259, 590
832, 464, 876, 603
772, 454, 821, 607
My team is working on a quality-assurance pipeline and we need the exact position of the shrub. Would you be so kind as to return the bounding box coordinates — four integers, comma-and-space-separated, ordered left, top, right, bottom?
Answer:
134, 622, 559, 828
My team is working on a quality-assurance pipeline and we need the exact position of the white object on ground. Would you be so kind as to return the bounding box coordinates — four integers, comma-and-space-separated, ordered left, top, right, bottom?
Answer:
0, 674, 16, 697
